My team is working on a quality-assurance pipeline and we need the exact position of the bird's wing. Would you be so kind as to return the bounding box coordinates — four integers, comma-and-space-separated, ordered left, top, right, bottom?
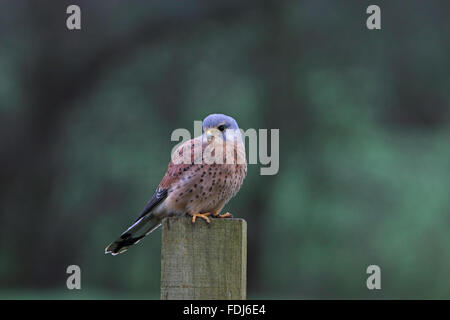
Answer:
105, 137, 206, 255
158, 136, 205, 189
133, 137, 201, 220
134, 136, 203, 222
105, 192, 164, 255
105, 186, 170, 255
133, 188, 168, 223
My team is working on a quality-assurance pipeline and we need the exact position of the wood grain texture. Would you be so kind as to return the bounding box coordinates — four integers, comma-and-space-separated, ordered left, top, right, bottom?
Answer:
160, 216, 247, 300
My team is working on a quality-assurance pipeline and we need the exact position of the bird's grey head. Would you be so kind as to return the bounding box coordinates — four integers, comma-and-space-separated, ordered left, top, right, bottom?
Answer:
202, 114, 242, 143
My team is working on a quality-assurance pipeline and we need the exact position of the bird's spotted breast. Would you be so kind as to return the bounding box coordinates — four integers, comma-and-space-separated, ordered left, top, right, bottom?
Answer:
161, 136, 246, 215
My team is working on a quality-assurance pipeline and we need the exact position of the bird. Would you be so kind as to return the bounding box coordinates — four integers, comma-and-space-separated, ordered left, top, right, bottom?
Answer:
105, 113, 247, 255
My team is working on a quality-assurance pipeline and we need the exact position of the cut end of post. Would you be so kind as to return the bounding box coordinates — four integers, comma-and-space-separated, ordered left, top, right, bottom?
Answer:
160, 216, 247, 300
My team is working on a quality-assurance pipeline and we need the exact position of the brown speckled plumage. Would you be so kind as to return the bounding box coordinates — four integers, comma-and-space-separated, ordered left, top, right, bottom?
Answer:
106, 114, 247, 255
161, 135, 246, 216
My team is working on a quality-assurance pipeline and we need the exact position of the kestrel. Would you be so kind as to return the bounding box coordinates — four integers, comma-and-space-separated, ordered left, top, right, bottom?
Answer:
105, 114, 247, 255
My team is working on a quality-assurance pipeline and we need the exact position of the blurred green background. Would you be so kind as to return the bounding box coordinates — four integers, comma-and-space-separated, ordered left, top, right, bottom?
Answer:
0, 0, 449, 299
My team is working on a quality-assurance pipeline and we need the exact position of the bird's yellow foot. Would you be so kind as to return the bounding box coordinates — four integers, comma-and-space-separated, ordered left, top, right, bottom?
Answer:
191, 212, 211, 224
213, 212, 233, 219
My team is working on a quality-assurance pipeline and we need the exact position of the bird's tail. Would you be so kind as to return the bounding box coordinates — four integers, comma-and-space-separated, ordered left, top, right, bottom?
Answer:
105, 213, 162, 255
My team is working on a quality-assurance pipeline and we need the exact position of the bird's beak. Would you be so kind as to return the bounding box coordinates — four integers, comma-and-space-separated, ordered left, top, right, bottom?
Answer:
205, 128, 220, 143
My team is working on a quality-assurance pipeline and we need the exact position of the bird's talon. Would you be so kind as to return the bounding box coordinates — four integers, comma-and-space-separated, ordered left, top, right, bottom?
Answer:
191, 212, 211, 224
214, 212, 233, 219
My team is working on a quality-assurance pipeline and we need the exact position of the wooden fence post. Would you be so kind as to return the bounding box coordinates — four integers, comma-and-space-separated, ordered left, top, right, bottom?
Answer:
160, 216, 247, 300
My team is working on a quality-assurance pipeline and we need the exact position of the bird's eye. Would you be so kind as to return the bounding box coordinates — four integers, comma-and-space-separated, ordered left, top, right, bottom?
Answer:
218, 125, 225, 132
